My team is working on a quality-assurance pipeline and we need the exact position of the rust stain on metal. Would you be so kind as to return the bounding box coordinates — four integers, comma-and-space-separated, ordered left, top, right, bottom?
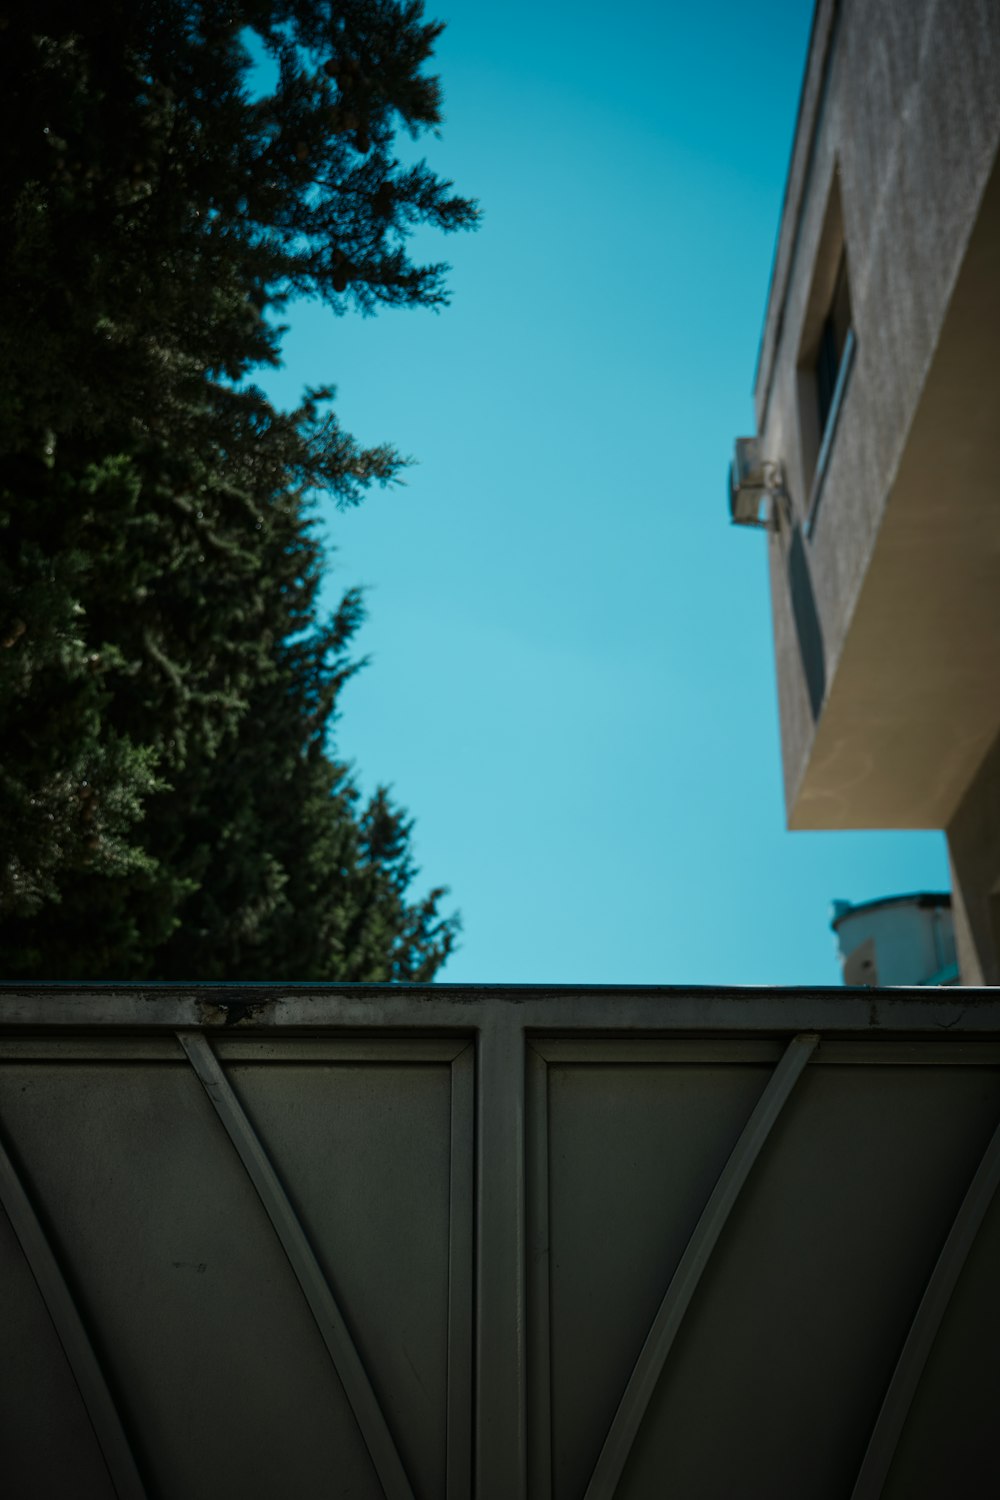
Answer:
195, 998, 270, 1027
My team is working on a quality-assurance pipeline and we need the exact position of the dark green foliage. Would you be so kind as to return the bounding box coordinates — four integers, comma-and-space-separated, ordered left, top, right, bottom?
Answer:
0, 0, 474, 978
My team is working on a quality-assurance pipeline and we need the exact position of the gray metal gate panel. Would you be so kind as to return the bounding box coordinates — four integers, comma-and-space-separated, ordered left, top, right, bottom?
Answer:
2, 984, 1000, 1499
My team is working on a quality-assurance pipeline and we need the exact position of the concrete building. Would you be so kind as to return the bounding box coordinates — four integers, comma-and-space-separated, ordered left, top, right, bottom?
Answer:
731, 0, 1000, 982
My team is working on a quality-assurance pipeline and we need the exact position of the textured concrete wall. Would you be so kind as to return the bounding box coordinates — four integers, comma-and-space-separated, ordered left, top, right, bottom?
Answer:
755, 0, 1000, 816
948, 729, 1000, 986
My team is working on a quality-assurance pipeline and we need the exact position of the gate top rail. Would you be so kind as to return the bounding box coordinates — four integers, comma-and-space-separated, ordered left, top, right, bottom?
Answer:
0, 982, 998, 1035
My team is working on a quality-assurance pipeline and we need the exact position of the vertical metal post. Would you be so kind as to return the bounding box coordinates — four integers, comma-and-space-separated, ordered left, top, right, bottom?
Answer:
447, 1044, 475, 1500
525, 1044, 553, 1500
475, 1010, 527, 1500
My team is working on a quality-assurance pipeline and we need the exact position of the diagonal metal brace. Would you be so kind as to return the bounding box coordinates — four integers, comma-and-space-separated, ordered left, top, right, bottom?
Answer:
177, 1029, 415, 1500
583, 1031, 820, 1500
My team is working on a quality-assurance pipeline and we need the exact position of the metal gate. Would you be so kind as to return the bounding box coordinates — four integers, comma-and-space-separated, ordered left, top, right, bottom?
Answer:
2, 984, 1000, 1499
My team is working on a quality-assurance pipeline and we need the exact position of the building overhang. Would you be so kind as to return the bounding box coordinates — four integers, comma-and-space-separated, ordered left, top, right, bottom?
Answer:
789, 155, 1000, 831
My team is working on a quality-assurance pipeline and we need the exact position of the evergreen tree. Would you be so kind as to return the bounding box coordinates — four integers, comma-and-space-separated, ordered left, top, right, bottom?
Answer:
0, 0, 475, 978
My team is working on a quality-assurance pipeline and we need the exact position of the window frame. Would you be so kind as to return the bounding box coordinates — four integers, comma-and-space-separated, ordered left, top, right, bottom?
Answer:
805, 322, 855, 538
795, 165, 857, 538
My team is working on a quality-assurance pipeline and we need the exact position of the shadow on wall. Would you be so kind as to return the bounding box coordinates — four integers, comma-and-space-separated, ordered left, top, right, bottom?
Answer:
787, 522, 826, 720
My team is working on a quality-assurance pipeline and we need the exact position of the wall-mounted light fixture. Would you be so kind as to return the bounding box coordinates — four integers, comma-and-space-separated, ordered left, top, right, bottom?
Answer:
728, 437, 787, 531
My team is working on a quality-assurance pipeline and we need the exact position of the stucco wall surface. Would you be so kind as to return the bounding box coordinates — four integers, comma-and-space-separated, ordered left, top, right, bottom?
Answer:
754, 0, 1000, 816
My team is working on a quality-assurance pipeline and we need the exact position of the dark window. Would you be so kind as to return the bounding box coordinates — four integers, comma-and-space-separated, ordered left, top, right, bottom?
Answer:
815, 254, 852, 434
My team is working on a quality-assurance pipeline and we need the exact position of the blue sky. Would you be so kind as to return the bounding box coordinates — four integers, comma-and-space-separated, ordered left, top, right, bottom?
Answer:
261, 0, 950, 985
